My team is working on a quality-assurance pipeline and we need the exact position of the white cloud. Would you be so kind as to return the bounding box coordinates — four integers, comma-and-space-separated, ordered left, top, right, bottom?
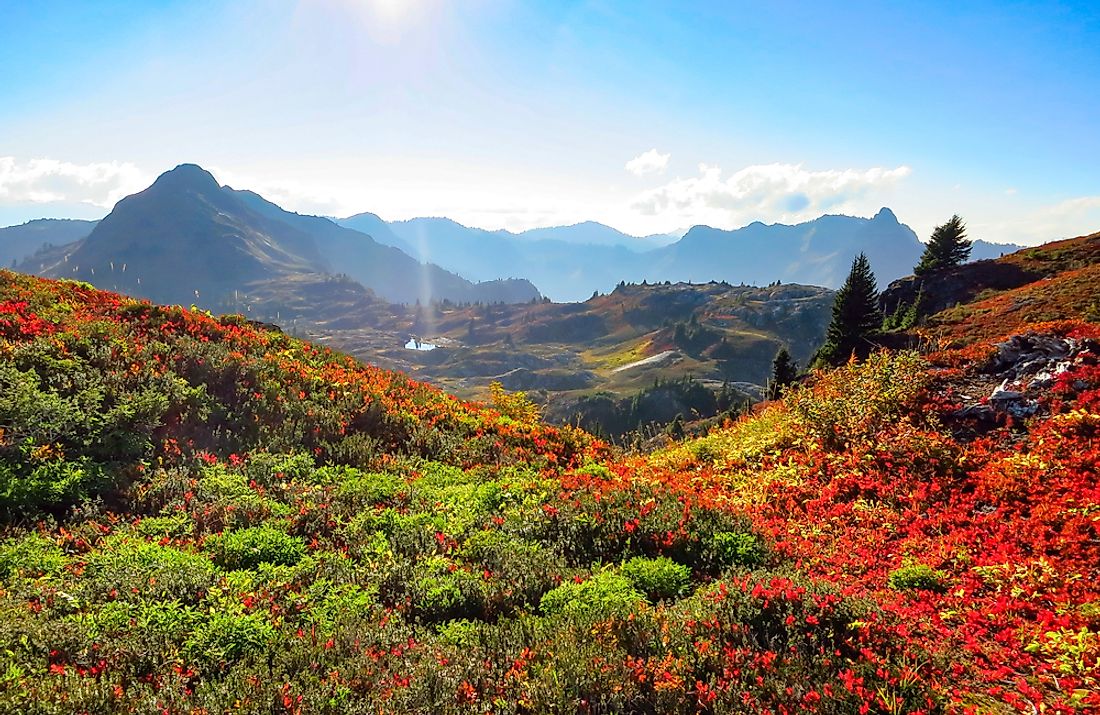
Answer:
630, 162, 912, 228
625, 148, 671, 177
0, 157, 150, 208
977, 194, 1100, 245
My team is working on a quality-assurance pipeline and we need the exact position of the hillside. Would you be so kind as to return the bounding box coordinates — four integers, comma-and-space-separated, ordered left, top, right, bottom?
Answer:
0, 218, 97, 268
1, 258, 1098, 712
285, 280, 835, 435
19, 165, 539, 308
881, 229, 1100, 345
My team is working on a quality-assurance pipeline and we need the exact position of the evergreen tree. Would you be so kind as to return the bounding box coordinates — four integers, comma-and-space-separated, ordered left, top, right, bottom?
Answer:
815, 253, 882, 367
667, 413, 685, 440
766, 347, 798, 400
915, 215, 971, 275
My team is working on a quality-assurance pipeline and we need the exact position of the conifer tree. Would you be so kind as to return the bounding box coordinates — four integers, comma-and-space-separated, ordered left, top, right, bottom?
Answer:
815, 253, 882, 367
667, 413, 685, 440
766, 347, 798, 400
915, 215, 971, 275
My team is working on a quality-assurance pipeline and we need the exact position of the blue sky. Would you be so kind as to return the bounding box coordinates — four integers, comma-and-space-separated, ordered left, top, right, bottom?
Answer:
1, 0, 1098, 244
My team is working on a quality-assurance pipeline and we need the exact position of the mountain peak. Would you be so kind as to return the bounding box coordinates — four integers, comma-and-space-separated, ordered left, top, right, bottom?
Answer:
150, 163, 221, 193
872, 207, 898, 223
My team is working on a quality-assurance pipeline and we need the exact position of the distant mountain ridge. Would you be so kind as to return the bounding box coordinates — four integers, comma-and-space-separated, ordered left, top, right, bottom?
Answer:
4, 164, 1025, 304
19, 164, 540, 308
0, 218, 98, 268
340, 209, 1022, 301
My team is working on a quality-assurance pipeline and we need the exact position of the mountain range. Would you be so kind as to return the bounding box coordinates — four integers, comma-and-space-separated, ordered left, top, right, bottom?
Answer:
3, 163, 1022, 306
347, 210, 1021, 301
15, 165, 539, 308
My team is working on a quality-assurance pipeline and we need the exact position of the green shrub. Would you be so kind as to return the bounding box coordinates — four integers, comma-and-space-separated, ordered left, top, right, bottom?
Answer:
786, 351, 931, 449
709, 531, 765, 568
82, 599, 201, 642
206, 525, 305, 570
194, 465, 291, 530
620, 556, 691, 602
0, 532, 67, 580
436, 618, 481, 648
888, 563, 949, 593
540, 571, 643, 620
333, 469, 404, 508
134, 513, 193, 539
241, 452, 317, 488
411, 557, 483, 622
184, 612, 276, 669
0, 454, 108, 517
303, 582, 377, 636
83, 537, 216, 603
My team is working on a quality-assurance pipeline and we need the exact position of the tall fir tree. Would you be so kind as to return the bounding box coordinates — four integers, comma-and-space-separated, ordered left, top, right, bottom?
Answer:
815, 253, 882, 367
766, 347, 798, 400
915, 215, 971, 275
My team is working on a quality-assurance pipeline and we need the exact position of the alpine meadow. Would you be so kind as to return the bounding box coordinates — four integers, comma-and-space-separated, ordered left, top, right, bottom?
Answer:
1, 2, 1098, 713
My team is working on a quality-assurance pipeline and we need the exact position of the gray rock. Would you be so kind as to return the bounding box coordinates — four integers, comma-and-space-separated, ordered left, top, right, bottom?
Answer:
990, 379, 1024, 401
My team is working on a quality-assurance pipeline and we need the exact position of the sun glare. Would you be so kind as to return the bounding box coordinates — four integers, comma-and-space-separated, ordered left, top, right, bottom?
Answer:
354, 0, 427, 27
369, 0, 416, 22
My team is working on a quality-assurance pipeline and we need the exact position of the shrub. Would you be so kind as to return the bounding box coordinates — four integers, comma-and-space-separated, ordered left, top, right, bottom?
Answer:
540, 571, 643, 620
0, 453, 108, 518
332, 470, 404, 508
436, 618, 481, 649
206, 525, 305, 570
786, 350, 931, 449
241, 451, 317, 488
620, 556, 691, 602
410, 556, 483, 622
83, 537, 217, 603
194, 464, 291, 530
184, 612, 276, 669
0, 532, 67, 580
709, 531, 765, 568
888, 563, 949, 593
134, 513, 193, 539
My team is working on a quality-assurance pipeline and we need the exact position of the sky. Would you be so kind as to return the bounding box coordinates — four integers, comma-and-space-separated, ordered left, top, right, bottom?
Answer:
1, 0, 1098, 245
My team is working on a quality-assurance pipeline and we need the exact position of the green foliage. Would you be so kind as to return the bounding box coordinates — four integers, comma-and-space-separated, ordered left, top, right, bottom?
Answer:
0, 342, 170, 515
708, 530, 765, 567
134, 512, 193, 538
206, 525, 305, 570
0, 451, 108, 518
882, 283, 930, 332
411, 556, 483, 622
814, 253, 882, 367
620, 556, 691, 601
787, 350, 931, 449
184, 612, 276, 669
888, 563, 949, 593
83, 537, 217, 603
915, 214, 971, 275
0, 532, 67, 580
540, 571, 644, 619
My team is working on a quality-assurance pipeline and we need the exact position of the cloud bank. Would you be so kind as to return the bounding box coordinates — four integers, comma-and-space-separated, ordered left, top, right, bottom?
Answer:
0, 157, 149, 208
631, 162, 912, 227
625, 149, 671, 177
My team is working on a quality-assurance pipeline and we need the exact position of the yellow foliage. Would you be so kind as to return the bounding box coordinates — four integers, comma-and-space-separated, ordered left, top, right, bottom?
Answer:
488, 381, 541, 423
